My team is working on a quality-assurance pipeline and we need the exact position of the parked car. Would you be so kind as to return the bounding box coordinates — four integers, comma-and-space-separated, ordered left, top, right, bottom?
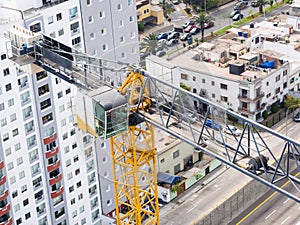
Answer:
172, 0, 179, 4
167, 38, 179, 46
140, 51, 150, 59
204, 21, 214, 29
183, 20, 195, 29
251, 0, 259, 7
232, 13, 244, 21
204, 119, 221, 131
230, 10, 240, 18
234, 2, 247, 10
294, 112, 300, 122
167, 32, 180, 41
180, 33, 192, 41
155, 50, 166, 57
184, 24, 196, 33
190, 27, 201, 35
183, 113, 197, 124
156, 33, 168, 41
225, 125, 241, 136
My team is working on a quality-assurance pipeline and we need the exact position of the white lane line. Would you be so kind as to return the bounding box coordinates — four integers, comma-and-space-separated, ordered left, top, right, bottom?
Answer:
265, 210, 276, 220
283, 198, 289, 204
281, 216, 291, 225
186, 205, 197, 213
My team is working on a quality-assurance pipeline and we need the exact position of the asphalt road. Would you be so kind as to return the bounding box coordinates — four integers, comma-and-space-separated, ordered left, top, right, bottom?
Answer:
230, 172, 300, 225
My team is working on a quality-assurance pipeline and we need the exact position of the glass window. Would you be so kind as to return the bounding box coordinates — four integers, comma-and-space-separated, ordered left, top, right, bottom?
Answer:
10, 113, 17, 122
30, 23, 41, 32
48, 16, 54, 24
5, 83, 12, 91
69, 7, 78, 18
56, 13, 62, 21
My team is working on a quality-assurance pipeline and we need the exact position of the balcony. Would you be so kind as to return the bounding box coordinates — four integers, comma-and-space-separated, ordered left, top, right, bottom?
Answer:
0, 217, 12, 225
45, 146, 59, 158
0, 176, 6, 186
47, 159, 60, 172
0, 161, 3, 170
49, 173, 62, 186
238, 92, 265, 102
43, 133, 57, 145
0, 203, 10, 217
0, 190, 8, 202
50, 186, 64, 198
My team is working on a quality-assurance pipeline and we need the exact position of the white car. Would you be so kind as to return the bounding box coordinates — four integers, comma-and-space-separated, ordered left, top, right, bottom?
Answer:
225, 125, 241, 136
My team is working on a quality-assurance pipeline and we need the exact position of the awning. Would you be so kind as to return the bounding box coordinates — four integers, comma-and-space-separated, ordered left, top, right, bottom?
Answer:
157, 172, 180, 185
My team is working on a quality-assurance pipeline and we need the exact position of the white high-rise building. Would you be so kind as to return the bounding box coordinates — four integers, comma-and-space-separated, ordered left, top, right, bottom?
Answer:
0, 27, 114, 225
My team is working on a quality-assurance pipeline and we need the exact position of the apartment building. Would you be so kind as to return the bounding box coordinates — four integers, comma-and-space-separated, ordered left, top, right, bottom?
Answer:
0, 0, 139, 66
145, 32, 290, 122
0, 26, 108, 225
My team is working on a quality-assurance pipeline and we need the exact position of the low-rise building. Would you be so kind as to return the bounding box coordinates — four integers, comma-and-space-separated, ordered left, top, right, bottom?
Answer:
136, 0, 164, 25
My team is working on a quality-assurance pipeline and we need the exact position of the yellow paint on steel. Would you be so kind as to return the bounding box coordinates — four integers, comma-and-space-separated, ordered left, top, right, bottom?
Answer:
236, 172, 300, 225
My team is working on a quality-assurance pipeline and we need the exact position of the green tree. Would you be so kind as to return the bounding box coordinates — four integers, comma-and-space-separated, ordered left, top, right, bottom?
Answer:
140, 33, 158, 55
159, 0, 175, 19
182, 0, 191, 9
284, 95, 300, 109
257, 0, 268, 14
193, 12, 214, 42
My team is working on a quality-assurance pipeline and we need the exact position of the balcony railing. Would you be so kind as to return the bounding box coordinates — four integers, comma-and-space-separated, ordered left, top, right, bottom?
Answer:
49, 173, 62, 186
0, 161, 4, 170
238, 92, 265, 102
47, 159, 60, 172
0, 217, 12, 225
45, 146, 59, 158
50, 186, 64, 198
0, 203, 10, 217
43, 133, 57, 145
0, 176, 6, 186
0, 190, 8, 202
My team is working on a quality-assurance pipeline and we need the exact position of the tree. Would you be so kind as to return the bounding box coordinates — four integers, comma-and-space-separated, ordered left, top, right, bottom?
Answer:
182, 0, 191, 9
140, 33, 158, 55
193, 12, 214, 42
158, 0, 175, 19
284, 95, 300, 110
257, 0, 268, 14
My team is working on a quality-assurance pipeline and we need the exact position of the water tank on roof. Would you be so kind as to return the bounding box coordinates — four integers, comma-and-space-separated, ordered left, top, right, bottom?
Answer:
243, 32, 248, 38
238, 31, 243, 36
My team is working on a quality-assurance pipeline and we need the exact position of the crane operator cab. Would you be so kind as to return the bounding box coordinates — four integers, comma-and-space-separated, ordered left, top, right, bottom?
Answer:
74, 85, 129, 140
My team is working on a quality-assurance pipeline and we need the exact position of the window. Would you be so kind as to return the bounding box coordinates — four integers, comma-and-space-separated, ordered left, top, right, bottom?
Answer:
48, 16, 54, 24
69, 185, 74, 193
283, 69, 287, 76
50, 32, 56, 38
283, 81, 287, 89
37, 203, 46, 215
67, 172, 73, 180
221, 96, 228, 102
1, 118, 7, 127
0, 103, 4, 111
10, 113, 17, 122
72, 210, 77, 218
55, 207, 65, 219
99, 11, 105, 18
129, 16, 134, 22
12, 128, 19, 137
17, 156, 23, 165
66, 159, 71, 167
29, 149, 38, 162
181, 73, 188, 80
107, 199, 112, 206
61, 119, 66, 127
3, 132, 9, 142
275, 87, 280, 94
72, 142, 77, 149
14, 203, 20, 212
30, 23, 41, 32
5, 147, 11, 156
87, 0, 91, 5
75, 168, 80, 175
80, 206, 85, 214
88, 16, 93, 23
70, 22, 79, 33
20, 91, 30, 104
173, 150, 179, 159
8, 162, 14, 170
77, 181, 82, 188
160, 158, 165, 163
38, 84, 49, 96
102, 44, 108, 51
64, 146, 70, 154
101, 28, 107, 35
42, 113, 53, 124
57, 91, 63, 98
220, 83, 227, 90
12, 191, 18, 198
90, 33, 95, 39
105, 185, 110, 192
78, 193, 83, 200
121, 52, 126, 59
16, 218, 22, 225
21, 184, 27, 193
69, 6, 78, 19
130, 31, 135, 39
25, 212, 31, 220
56, 13, 62, 21
15, 142, 21, 151
120, 36, 125, 43
128, 0, 133, 6
23, 199, 29, 206
5, 83, 12, 91
63, 132, 68, 140
40, 99, 51, 110
275, 74, 280, 82
71, 198, 75, 205
72, 37, 81, 46
3, 68, 9, 76
58, 29, 64, 36
33, 176, 42, 188
31, 163, 40, 175
1, 54, 6, 60
117, 3, 122, 10
10, 176, 16, 184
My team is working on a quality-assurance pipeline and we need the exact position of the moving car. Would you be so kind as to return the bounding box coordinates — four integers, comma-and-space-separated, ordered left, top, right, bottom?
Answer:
294, 112, 300, 122
190, 27, 201, 35
204, 21, 214, 29
232, 13, 244, 21
156, 33, 168, 41
225, 125, 241, 136
205, 119, 221, 131
180, 33, 192, 41
184, 24, 196, 33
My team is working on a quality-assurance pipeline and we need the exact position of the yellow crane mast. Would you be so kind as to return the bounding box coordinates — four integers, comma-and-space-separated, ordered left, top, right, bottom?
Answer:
110, 69, 160, 224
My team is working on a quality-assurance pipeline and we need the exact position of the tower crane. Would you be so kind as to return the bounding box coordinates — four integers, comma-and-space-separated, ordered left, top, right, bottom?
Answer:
32, 34, 300, 225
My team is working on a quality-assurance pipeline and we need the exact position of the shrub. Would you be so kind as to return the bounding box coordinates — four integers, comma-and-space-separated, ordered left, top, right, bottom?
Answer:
262, 110, 269, 119
271, 102, 280, 113
184, 8, 191, 14
138, 23, 144, 32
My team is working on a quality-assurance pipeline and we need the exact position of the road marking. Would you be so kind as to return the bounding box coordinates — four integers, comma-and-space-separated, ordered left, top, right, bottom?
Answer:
172, 19, 181, 22
281, 216, 291, 224
236, 172, 300, 225
265, 210, 276, 220
186, 205, 197, 213
283, 198, 289, 204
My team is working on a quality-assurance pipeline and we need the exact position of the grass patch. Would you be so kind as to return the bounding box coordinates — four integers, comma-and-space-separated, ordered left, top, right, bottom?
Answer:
214, 25, 232, 36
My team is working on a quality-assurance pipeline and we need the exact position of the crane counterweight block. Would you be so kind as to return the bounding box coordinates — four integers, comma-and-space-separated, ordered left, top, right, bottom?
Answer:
128, 113, 145, 126
247, 155, 269, 173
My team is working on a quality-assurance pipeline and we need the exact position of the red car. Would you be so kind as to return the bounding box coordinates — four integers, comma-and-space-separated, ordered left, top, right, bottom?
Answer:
184, 24, 196, 33
204, 21, 214, 29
